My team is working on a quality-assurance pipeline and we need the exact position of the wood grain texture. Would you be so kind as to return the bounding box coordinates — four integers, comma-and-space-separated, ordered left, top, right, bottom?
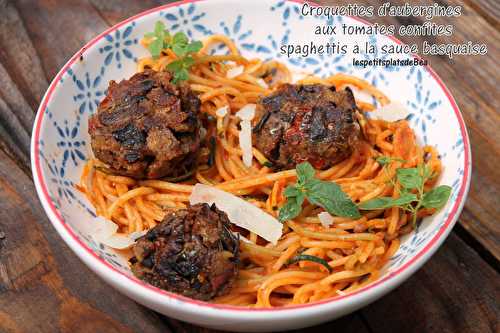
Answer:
0, 0, 48, 109
164, 312, 372, 333
89, 0, 165, 26
13, 0, 109, 80
361, 233, 499, 333
0, 148, 173, 333
0, 0, 498, 332
462, 0, 500, 28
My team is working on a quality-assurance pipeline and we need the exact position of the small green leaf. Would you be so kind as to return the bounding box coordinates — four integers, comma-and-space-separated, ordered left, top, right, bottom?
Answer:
146, 22, 201, 82
186, 40, 203, 53
358, 197, 394, 210
172, 68, 189, 83
421, 185, 452, 209
172, 31, 188, 45
359, 193, 417, 210
182, 55, 195, 67
396, 167, 422, 189
145, 21, 167, 58
278, 193, 304, 223
148, 39, 163, 58
154, 21, 166, 36
376, 156, 391, 166
305, 180, 361, 219
279, 162, 361, 221
166, 59, 184, 72
283, 185, 300, 198
296, 162, 315, 185
164, 30, 171, 41
287, 254, 332, 272
376, 156, 405, 166
172, 43, 188, 57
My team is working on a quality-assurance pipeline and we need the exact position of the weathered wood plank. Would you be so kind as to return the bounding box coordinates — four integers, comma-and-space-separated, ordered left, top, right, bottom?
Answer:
462, 0, 500, 28
361, 233, 499, 333
0, 1, 45, 169
0, 62, 34, 135
0, 0, 48, 110
0, 60, 34, 162
0, 92, 31, 170
13, 0, 110, 81
89, 0, 166, 26
0, 131, 172, 332
162, 311, 371, 333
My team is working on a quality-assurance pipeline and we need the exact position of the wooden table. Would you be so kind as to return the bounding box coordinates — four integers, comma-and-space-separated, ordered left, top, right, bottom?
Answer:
0, 0, 498, 332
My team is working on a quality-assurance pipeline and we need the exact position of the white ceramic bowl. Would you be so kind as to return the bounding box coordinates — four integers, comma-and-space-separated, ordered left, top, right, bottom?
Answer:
31, 0, 471, 331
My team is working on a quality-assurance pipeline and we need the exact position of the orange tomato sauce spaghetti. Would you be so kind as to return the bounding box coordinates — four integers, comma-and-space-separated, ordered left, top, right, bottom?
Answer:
78, 34, 443, 307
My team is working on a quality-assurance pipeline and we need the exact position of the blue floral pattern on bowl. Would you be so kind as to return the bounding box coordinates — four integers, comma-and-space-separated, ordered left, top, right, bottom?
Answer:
99, 22, 138, 69
161, 3, 209, 37
71, 67, 106, 115
271, 0, 304, 27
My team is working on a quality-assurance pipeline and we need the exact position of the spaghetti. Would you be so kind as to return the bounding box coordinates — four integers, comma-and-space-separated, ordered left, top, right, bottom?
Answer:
78, 34, 443, 307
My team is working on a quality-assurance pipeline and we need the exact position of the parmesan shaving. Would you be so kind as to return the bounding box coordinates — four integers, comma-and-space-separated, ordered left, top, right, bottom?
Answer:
89, 218, 136, 249
256, 78, 269, 89
374, 101, 408, 122
318, 212, 334, 228
236, 104, 256, 167
236, 104, 256, 121
92, 218, 118, 241
349, 86, 372, 105
189, 184, 283, 244
291, 70, 311, 83
226, 65, 244, 79
100, 233, 135, 249
239, 120, 253, 167
129, 230, 148, 241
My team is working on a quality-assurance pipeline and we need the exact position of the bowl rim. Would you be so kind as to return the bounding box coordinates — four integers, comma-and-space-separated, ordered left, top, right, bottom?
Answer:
30, 0, 471, 314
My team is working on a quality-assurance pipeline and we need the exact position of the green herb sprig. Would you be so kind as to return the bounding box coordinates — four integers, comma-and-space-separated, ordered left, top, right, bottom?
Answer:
144, 21, 203, 83
287, 254, 332, 272
376, 156, 406, 167
278, 162, 361, 223
376, 156, 406, 187
359, 164, 451, 226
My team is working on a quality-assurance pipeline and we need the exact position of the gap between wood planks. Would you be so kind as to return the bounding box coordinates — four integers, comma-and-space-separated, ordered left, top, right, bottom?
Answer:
454, 223, 500, 273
